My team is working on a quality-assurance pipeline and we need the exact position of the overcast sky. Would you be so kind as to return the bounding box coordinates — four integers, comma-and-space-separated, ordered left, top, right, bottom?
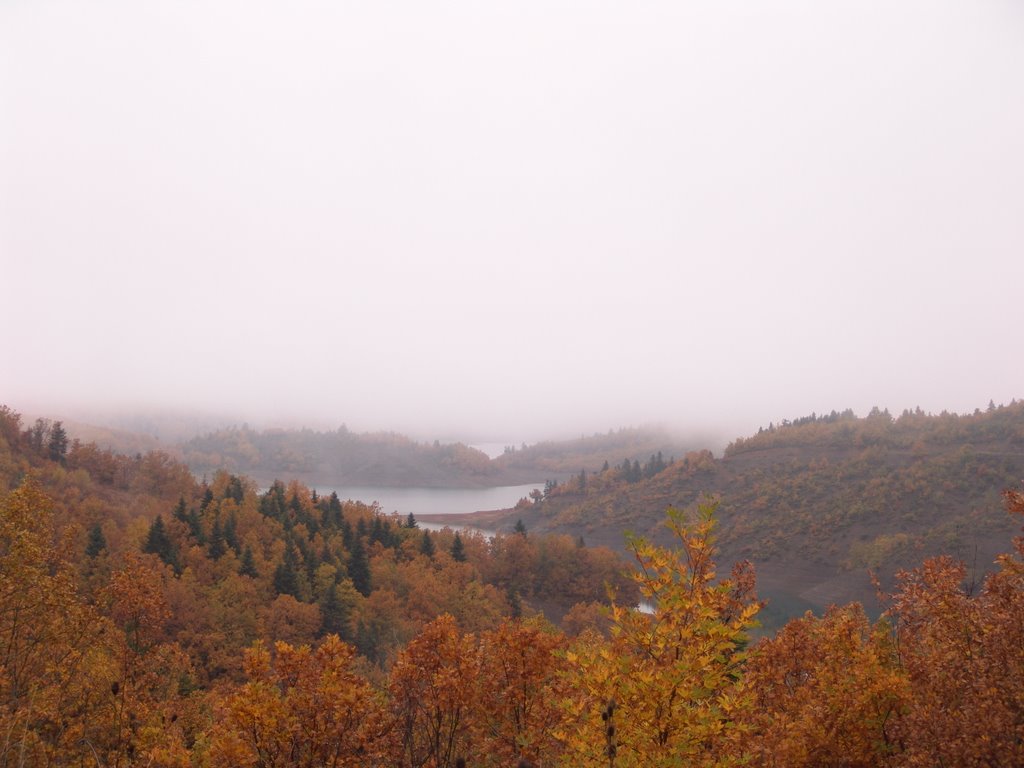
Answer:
2, 0, 1022, 443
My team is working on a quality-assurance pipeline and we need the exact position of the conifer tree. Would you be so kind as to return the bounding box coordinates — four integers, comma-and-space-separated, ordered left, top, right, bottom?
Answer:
224, 511, 240, 554
239, 545, 259, 578
420, 529, 435, 558
187, 507, 206, 544
325, 491, 343, 527
347, 535, 371, 597
143, 515, 179, 572
274, 543, 301, 598
208, 515, 227, 560
46, 421, 68, 464
85, 522, 107, 558
319, 582, 351, 640
172, 496, 188, 523
450, 531, 466, 562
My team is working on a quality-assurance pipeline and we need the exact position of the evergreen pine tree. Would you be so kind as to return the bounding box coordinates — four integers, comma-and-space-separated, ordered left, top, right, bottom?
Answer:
327, 492, 343, 527
239, 545, 259, 578
172, 496, 188, 523
514, 519, 527, 537
208, 515, 227, 560
406, 512, 418, 529
450, 531, 466, 562
187, 508, 206, 544
303, 544, 319, 583
273, 543, 301, 597
85, 522, 107, 558
46, 421, 68, 464
319, 582, 351, 640
341, 519, 354, 550
370, 516, 385, 546
319, 544, 337, 568
420, 529, 435, 558
224, 512, 240, 554
347, 535, 371, 597
143, 515, 179, 572
226, 475, 245, 503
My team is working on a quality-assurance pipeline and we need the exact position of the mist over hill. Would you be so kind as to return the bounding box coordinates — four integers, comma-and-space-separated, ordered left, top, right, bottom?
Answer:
180, 424, 700, 489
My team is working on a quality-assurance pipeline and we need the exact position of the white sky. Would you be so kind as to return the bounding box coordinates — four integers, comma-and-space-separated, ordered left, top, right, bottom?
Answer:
2, 0, 1023, 443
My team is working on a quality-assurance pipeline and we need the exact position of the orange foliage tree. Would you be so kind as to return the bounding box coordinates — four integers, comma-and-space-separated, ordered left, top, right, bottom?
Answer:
474, 618, 568, 766
207, 635, 387, 767
743, 603, 906, 767
387, 614, 479, 768
878, 487, 1024, 766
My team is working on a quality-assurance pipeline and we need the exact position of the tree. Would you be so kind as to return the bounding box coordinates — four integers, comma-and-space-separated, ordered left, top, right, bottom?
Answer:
877, 488, 1024, 766
208, 514, 227, 559
420, 529, 435, 558
388, 615, 480, 768
513, 519, 527, 537
0, 476, 107, 765
208, 636, 387, 768
407, 512, 418, 529
224, 511, 240, 553
348, 535, 371, 597
273, 542, 302, 598
86, 521, 107, 558
143, 514, 179, 572
475, 619, 569, 765
559, 500, 760, 767
47, 420, 68, 463
319, 581, 355, 641
450, 531, 467, 563
239, 545, 259, 578
26, 417, 48, 453
743, 604, 906, 766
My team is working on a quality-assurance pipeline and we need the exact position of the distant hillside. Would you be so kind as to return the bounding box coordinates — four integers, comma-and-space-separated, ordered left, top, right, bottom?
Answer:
58, 417, 175, 457
491, 426, 697, 476
453, 402, 1024, 626
183, 425, 526, 488
182, 424, 698, 489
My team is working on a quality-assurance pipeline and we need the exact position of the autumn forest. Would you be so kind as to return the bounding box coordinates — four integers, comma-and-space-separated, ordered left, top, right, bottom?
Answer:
2, 403, 1023, 767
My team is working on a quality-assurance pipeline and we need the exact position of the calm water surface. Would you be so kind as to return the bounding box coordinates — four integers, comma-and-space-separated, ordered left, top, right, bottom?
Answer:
313, 483, 542, 517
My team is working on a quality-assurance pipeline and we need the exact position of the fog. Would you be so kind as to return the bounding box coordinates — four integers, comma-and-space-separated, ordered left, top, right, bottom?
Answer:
2, 1, 1022, 445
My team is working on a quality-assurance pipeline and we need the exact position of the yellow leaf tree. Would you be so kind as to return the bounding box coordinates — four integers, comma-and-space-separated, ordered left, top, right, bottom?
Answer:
559, 499, 759, 767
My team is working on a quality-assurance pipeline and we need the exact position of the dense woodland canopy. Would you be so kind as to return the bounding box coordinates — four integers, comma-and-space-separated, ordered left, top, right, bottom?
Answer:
2, 403, 1024, 766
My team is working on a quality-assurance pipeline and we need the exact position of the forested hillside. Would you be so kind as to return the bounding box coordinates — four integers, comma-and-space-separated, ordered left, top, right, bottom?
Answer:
182, 425, 509, 488
465, 403, 1024, 617
181, 423, 696, 489
3, 403, 1024, 766
490, 426, 696, 476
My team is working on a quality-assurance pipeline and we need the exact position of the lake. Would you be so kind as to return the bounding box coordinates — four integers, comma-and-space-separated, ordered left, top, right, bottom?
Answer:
312, 482, 543, 518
